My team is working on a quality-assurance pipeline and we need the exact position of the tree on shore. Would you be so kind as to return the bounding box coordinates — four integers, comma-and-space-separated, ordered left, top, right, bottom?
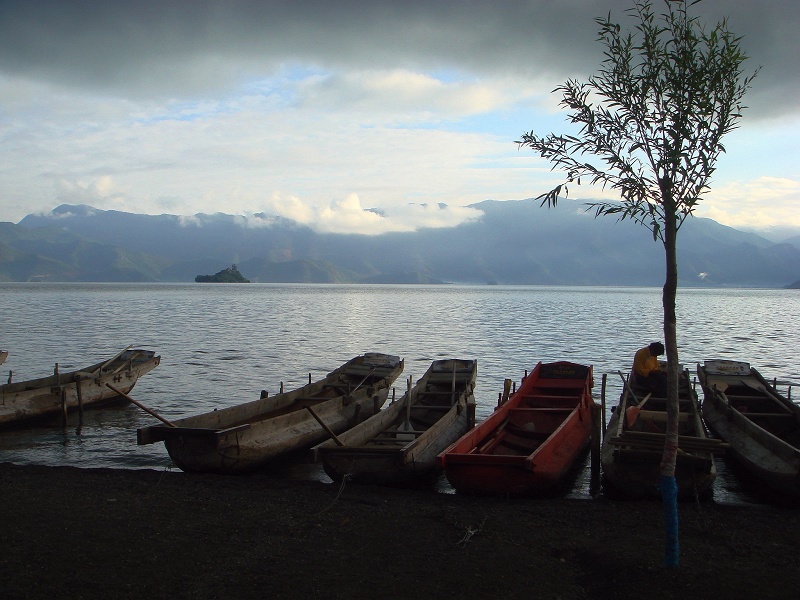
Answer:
517, 0, 757, 566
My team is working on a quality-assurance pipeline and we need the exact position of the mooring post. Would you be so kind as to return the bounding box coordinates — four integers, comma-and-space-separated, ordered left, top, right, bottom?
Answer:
60, 386, 68, 424
601, 373, 607, 435
590, 401, 602, 496
75, 375, 84, 423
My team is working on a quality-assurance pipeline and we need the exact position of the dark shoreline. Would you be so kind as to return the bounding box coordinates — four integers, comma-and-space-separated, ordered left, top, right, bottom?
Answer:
1, 462, 798, 600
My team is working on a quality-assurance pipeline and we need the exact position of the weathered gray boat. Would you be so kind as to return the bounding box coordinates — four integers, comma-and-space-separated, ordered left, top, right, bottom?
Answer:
312, 359, 477, 486
137, 353, 403, 474
601, 365, 724, 500
698, 359, 800, 498
0, 348, 160, 426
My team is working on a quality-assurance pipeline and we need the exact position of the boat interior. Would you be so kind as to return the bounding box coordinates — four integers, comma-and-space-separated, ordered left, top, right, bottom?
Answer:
475, 374, 588, 457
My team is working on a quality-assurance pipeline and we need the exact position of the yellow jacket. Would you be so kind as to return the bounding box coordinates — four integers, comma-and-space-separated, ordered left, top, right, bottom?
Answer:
633, 346, 660, 378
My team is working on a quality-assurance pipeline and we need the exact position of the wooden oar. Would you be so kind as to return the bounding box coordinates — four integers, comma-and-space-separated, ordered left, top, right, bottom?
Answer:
305, 406, 345, 446
617, 370, 641, 407
625, 393, 652, 427
106, 383, 176, 427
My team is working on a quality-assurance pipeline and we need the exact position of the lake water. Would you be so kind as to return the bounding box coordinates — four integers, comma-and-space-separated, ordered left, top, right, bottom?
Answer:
1, 283, 798, 503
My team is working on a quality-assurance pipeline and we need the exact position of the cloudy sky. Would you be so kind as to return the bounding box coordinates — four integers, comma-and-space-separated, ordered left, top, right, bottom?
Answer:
1, 0, 798, 235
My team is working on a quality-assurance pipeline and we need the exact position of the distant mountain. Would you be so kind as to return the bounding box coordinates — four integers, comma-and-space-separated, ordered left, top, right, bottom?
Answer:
0, 221, 172, 282
5, 200, 800, 287
781, 234, 800, 251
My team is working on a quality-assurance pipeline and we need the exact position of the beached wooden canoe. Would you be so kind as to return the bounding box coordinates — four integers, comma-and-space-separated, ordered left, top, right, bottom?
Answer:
0, 348, 161, 426
312, 358, 477, 486
602, 365, 723, 500
698, 359, 800, 498
137, 353, 403, 474
437, 361, 595, 496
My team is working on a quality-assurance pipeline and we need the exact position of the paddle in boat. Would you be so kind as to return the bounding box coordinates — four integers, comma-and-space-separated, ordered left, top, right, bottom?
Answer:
0, 347, 160, 427
437, 361, 596, 496
312, 358, 477, 486
697, 359, 800, 498
601, 364, 724, 500
137, 353, 403, 474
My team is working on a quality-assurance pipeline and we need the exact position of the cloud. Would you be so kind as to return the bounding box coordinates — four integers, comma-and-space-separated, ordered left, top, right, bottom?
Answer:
260, 192, 483, 235
1, 1, 794, 116
0, 0, 797, 234
699, 177, 800, 228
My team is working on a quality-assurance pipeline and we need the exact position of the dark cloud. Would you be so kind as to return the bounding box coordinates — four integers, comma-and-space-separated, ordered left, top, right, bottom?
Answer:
0, 0, 795, 115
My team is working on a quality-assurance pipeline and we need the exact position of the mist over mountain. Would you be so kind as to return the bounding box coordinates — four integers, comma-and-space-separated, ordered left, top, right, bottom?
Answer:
3, 199, 799, 287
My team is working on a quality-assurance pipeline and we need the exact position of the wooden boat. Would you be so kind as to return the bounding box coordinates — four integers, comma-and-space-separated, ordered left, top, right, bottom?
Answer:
312, 358, 477, 486
437, 361, 595, 496
697, 359, 800, 498
0, 350, 7, 366
0, 348, 161, 427
137, 353, 403, 474
601, 364, 724, 500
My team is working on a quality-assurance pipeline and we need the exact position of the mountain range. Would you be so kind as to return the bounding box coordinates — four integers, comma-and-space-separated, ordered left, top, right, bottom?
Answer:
1, 200, 799, 287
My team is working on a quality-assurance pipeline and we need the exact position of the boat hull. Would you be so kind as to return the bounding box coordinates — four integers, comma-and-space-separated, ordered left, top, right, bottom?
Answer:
0, 349, 160, 426
438, 361, 596, 496
314, 359, 477, 486
601, 367, 719, 500
137, 353, 403, 474
698, 360, 800, 498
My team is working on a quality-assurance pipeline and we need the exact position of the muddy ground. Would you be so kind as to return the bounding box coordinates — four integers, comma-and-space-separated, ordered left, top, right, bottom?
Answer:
1, 462, 798, 600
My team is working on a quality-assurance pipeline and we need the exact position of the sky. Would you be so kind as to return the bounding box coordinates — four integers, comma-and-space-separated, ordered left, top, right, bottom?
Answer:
1, 0, 798, 236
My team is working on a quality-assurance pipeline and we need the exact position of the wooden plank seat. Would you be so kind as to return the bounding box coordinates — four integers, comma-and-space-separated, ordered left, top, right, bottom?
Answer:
636, 410, 689, 422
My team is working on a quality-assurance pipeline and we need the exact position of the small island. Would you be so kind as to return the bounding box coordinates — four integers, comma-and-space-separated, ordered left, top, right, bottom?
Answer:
195, 264, 250, 283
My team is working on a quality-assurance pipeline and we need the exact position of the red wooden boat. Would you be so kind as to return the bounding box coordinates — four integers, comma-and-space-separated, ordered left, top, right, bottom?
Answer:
437, 361, 595, 495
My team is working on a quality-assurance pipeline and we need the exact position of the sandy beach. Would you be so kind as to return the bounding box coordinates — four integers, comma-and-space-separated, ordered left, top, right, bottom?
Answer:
1, 462, 798, 599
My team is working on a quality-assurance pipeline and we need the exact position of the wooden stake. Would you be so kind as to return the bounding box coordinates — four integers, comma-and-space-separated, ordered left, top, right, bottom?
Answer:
590, 402, 601, 496
601, 373, 607, 435
60, 386, 67, 424
75, 375, 84, 422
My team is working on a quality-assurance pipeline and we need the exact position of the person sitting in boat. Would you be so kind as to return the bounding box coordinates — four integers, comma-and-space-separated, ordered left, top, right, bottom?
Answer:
631, 342, 667, 398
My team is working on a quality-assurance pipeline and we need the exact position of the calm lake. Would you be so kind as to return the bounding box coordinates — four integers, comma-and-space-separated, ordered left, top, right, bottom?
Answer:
1, 283, 798, 503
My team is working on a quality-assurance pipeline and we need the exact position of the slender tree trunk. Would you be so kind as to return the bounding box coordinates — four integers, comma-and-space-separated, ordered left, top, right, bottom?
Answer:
660, 185, 680, 567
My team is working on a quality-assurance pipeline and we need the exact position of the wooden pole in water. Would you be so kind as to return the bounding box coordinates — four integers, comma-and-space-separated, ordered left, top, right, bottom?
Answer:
60, 386, 68, 424
75, 375, 84, 423
590, 401, 601, 496
106, 384, 176, 427
601, 373, 607, 434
